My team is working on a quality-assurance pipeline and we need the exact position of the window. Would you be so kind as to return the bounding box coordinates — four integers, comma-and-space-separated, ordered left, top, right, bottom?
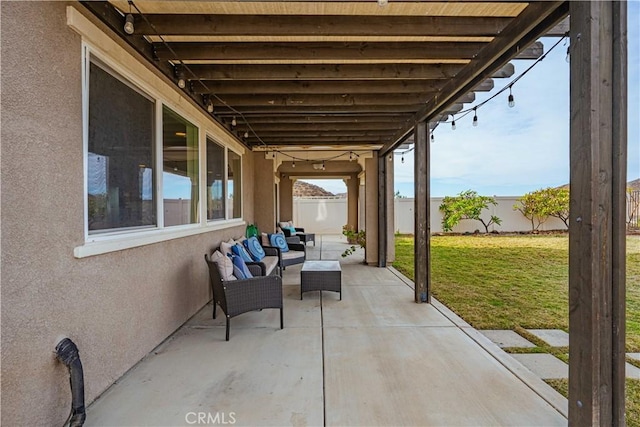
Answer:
228, 150, 242, 219
162, 106, 199, 226
87, 59, 155, 234
83, 47, 244, 252
206, 137, 225, 220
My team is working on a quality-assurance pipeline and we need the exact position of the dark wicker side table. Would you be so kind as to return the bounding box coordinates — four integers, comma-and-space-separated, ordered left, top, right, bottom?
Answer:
300, 260, 341, 300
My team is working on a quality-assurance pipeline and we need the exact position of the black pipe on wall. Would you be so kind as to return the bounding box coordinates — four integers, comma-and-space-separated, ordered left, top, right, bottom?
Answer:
55, 338, 86, 427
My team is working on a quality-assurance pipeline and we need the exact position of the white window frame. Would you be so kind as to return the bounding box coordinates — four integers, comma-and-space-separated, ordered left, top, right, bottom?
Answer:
75, 39, 245, 258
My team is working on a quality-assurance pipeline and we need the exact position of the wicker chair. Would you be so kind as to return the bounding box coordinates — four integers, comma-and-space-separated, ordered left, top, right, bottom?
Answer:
204, 254, 283, 341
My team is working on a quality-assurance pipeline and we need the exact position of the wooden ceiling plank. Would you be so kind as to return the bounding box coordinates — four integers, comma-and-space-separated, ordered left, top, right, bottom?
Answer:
135, 15, 511, 37
186, 63, 464, 80
212, 92, 474, 106
233, 114, 414, 123
380, 1, 568, 155
154, 41, 489, 61
193, 78, 494, 94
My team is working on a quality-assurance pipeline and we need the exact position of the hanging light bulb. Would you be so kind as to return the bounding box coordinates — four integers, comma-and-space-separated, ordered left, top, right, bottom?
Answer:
377, 0, 389, 7
292, 160, 296, 168
322, 161, 325, 170
203, 95, 214, 113
401, 155, 404, 164
565, 45, 571, 63
451, 119, 456, 130
349, 152, 353, 161
508, 87, 515, 108
430, 134, 435, 143
231, 117, 237, 127
243, 131, 249, 138
124, 14, 135, 35
472, 108, 478, 127
175, 66, 186, 89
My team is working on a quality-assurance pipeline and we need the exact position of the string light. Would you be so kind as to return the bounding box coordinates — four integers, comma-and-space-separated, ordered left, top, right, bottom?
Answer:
123, 1, 134, 34
401, 155, 404, 164
243, 131, 249, 138
175, 66, 186, 89
472, 107, 478, 127
322, 161, 325, 170
231, 117, 237, 127
430, 134, 435, 143
508, 86, 515, 108
292, 160, 295, 168
203, 95, 214, 113
378, 0, 389, 7
451, 119, 456, 130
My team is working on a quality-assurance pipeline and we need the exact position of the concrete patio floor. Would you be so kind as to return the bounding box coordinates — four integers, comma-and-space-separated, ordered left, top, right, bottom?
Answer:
86, 235, 568, 426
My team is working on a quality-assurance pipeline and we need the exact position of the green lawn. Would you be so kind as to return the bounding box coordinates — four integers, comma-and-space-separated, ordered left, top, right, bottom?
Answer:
393, 234, 640, 425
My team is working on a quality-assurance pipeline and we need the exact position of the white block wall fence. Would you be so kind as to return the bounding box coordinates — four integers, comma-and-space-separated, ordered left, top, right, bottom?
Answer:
291, 196, 569, 234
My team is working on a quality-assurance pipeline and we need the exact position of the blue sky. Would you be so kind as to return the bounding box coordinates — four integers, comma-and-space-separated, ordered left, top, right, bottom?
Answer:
308, 5, 639, 197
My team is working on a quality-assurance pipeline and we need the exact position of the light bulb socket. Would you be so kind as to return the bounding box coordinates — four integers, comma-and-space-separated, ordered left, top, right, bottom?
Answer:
175, 66, 186, 89
124, 14, 135, 35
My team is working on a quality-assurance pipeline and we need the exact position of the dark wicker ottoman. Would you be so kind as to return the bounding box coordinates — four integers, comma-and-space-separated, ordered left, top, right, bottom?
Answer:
300, 260, 341, 300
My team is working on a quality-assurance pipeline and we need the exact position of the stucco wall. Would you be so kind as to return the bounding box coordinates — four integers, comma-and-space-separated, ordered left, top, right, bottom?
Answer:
0, 3, 251, 425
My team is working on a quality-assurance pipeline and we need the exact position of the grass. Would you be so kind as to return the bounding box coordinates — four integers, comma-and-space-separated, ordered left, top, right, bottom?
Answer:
393, 234, 640, 425
393, 234, 640, 350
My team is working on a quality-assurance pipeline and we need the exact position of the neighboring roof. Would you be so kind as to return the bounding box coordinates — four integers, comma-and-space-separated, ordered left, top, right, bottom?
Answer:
84, 1, 568, 155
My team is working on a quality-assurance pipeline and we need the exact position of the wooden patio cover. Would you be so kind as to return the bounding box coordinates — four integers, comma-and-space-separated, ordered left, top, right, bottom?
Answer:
82, 0, 568, 155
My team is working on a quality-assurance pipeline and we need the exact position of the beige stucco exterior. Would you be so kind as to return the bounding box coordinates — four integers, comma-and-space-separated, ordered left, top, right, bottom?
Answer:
0, 3, 255, 425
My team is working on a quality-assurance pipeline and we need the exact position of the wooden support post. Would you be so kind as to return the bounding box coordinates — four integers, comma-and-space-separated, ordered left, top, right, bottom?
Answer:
414, 121, 430, 303
377, 154, 387, 268
568, 2, 627, 425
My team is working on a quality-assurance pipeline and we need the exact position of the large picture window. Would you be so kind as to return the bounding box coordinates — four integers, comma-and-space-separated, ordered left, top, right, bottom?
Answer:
87, 59, 155, 233
162, 106, 199, 226
206, 138, 225, 220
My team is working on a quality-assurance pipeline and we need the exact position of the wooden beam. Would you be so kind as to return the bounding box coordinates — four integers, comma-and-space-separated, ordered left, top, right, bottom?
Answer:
135, 15, 511, 37
414, 121, 430, 303
214, 105, 428, 114
236, 122, 405, 132
213, 92, 475, 107
568, 2, 627, 425
185, 63, 514, 81
232, 114, 414, 124
245, 136, 387, 144
380, 1, 568, 156
154, 41, 543, 61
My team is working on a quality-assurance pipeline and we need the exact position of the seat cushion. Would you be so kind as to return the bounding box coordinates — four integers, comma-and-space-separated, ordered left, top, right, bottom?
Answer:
282, 251, 305, 261
260, 255, 279, 275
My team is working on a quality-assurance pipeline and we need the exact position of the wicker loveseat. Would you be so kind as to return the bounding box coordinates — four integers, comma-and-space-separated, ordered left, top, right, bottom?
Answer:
260, 233, 306, 271
204, 252, 283, 341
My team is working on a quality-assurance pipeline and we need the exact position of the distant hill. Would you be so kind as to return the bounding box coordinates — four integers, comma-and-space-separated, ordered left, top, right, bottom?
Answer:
293, 181, 334, 197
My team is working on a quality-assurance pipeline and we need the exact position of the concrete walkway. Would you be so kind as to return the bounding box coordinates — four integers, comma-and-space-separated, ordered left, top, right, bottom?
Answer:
86, 235, 567, 426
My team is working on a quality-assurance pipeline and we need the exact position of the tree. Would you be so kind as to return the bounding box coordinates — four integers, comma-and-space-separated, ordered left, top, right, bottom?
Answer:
514, 187, 570, 231
394, 190, 407, 199
439, 190, 502, 233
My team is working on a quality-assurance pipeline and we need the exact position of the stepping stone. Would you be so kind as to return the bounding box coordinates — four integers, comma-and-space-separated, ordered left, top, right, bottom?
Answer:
511, 354, 568, 379
627, 363, 640, 380
526, 329, 569, 347
628, 353, 640, 362
480, 330, 536, 348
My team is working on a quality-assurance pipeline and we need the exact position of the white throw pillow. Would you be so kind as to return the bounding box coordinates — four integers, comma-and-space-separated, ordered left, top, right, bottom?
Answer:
210, 250, 236, 281
220, 239, 236, 257
261, 232, 270, 246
